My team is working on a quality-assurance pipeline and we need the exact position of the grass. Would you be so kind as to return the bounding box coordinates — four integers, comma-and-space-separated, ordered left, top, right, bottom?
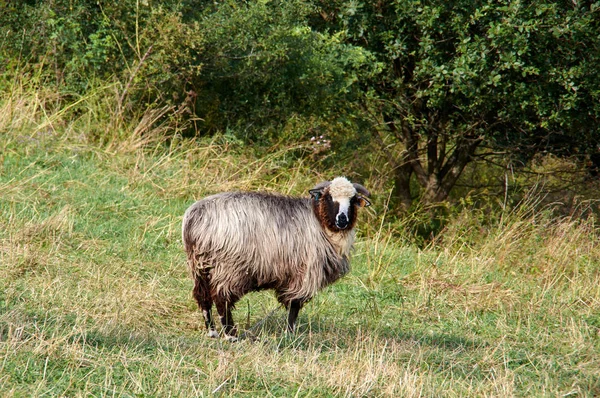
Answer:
1, 86, 600, 397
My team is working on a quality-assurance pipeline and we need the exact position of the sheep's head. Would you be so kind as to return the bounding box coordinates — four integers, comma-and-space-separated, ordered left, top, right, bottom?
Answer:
309, 177, 371, 232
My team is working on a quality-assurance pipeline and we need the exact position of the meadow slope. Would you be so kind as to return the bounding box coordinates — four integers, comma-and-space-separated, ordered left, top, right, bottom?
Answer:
1, 91, 599, 397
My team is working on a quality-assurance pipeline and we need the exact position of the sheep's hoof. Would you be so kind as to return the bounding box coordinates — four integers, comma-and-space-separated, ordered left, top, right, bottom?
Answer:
225, 334, 238, 343
207, 330, 219, 338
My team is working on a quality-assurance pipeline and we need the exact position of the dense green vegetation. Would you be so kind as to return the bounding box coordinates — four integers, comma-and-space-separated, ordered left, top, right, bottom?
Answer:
1, 1, 600, 396
2, 0, 599, 209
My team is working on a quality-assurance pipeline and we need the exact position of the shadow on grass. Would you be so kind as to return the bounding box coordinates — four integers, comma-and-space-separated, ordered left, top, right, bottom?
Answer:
237, 307, 485, 355
1, 295, 482, 358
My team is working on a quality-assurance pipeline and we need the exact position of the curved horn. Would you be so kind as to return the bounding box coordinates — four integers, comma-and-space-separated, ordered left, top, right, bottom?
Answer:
353, 183, 370, 197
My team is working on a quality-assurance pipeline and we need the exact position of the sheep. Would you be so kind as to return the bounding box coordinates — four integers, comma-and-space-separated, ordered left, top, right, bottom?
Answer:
182, 177, 370, 341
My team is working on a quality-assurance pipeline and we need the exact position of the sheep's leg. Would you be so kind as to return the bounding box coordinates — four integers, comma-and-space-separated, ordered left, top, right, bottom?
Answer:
215, 299, 238, 342
193, 276, 218, 338
287, 300, 303, 333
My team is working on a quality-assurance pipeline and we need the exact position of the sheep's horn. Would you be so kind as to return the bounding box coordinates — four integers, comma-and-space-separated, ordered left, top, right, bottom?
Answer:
353, 183, 370, 197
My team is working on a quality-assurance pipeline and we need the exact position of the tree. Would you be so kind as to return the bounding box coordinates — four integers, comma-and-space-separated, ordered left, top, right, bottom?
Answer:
190, 0, 373, 138
314, 0, 600, 209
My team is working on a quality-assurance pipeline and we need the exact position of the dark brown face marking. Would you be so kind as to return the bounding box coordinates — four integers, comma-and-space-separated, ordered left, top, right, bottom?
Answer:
312, 191, 359, 232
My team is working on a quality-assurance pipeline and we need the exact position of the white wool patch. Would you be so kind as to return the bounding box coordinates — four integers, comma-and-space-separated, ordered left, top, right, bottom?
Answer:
328, 177, 356, 200
337, 197, 351, 216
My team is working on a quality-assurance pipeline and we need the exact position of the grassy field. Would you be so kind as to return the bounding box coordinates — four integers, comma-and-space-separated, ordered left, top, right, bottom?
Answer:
1, 88, 600, 397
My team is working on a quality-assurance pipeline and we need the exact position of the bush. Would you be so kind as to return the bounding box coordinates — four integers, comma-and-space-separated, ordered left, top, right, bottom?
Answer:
0, 0, 372, 140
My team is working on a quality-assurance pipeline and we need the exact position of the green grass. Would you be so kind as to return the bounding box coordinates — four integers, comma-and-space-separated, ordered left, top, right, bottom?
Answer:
1, 88, 599, 396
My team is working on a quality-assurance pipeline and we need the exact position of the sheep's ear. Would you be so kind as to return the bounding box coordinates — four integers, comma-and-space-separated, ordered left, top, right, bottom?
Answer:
357, 196, 371, 208
309, 188, 323, 201
353, 183, 371, 197
309, 181, 331, 201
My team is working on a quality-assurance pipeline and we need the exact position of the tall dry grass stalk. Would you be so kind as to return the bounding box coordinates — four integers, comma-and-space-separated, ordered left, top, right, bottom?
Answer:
0, 77, 175, 155
0, 83, 60, 136
429, 191, 600, 322
476, 203, 599, 278
108, 104, 175, 154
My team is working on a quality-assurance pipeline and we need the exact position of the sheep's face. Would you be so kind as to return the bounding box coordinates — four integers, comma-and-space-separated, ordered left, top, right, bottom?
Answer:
310, 177, 371, 232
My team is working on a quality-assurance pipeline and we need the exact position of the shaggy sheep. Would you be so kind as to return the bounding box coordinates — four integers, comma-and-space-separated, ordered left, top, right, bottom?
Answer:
182, 177, 370, 341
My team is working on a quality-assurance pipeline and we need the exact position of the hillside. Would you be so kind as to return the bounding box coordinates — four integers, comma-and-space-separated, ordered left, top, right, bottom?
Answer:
1, 88, 599, 396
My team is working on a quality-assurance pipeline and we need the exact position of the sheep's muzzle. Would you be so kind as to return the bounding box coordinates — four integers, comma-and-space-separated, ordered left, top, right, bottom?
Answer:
336, 212, 349, 229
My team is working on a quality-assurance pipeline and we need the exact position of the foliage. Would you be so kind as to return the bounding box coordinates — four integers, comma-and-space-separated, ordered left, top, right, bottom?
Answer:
313, 0, 600, 208
1, 0, 600, 211
0, 0, 373, 141
191, 0, 374, 140
1, 0, 202, 108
